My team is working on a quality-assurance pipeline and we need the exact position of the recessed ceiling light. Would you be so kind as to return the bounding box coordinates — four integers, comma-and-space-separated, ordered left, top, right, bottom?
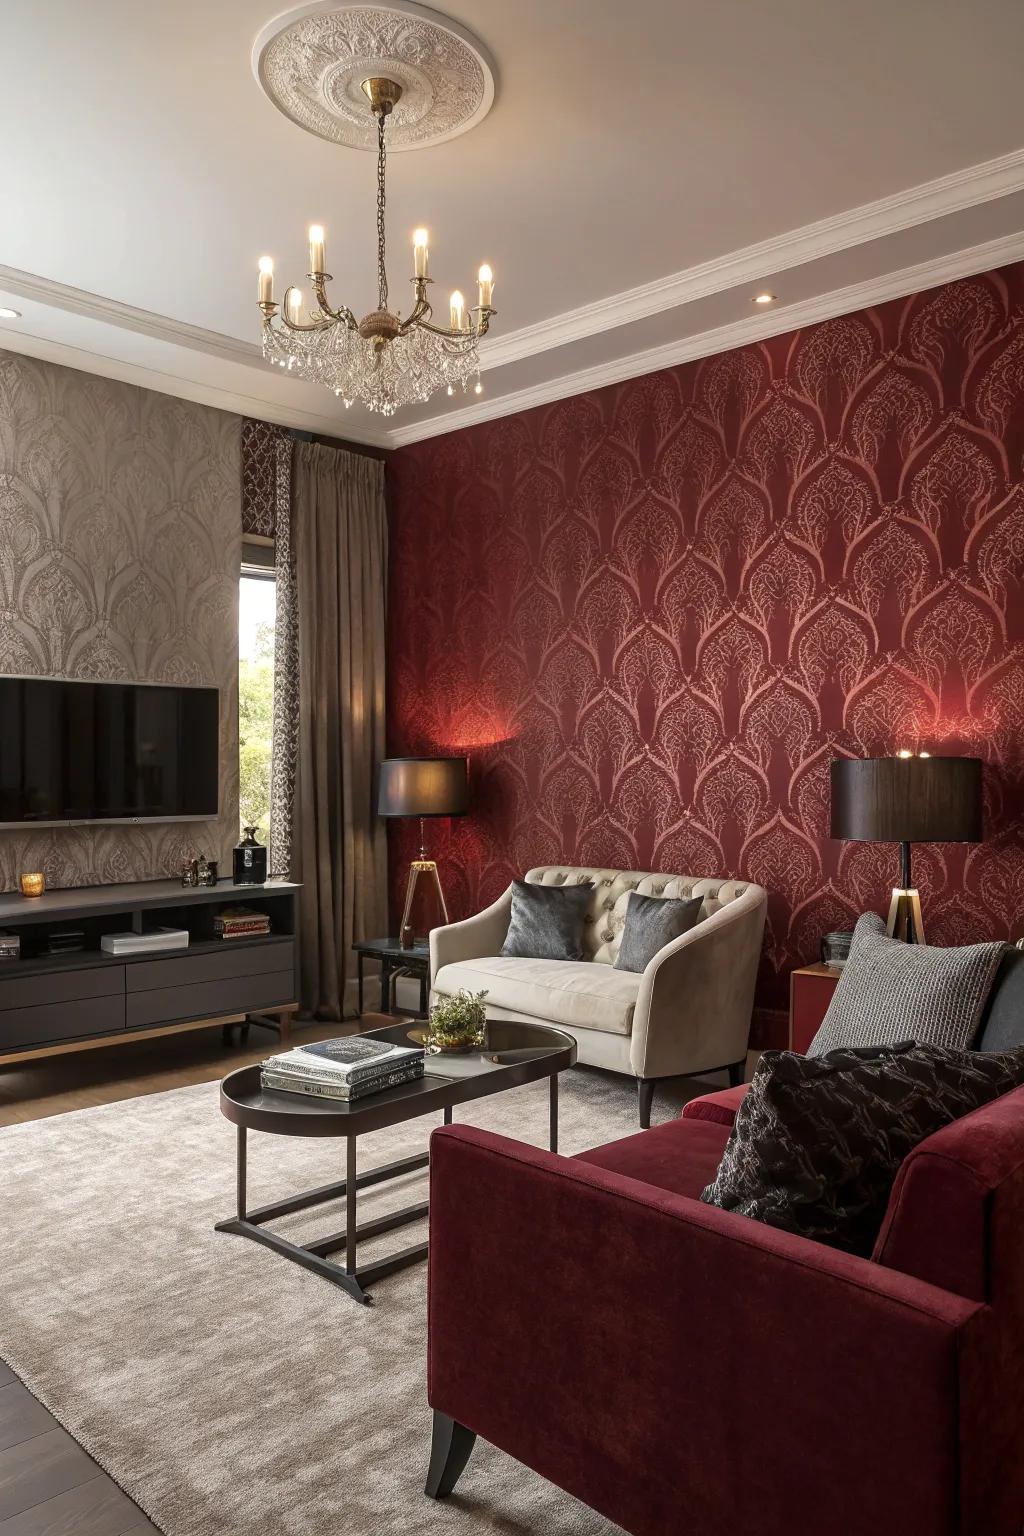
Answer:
753, 292, 775, 305
0, 307, 21, 320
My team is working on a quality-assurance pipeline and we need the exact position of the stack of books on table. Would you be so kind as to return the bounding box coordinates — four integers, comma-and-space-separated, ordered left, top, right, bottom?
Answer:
214, 906, 270, 940
261, 1035, 425, 1102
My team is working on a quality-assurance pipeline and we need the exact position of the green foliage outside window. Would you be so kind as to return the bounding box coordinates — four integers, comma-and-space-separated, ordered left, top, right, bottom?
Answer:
239, 619, 274, 844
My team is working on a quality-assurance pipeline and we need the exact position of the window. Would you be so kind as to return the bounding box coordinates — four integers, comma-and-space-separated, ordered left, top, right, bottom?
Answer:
239, 565, 276, 845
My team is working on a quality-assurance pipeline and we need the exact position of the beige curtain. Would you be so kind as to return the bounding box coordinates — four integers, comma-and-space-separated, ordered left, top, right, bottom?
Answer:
291, 441, 389, 1019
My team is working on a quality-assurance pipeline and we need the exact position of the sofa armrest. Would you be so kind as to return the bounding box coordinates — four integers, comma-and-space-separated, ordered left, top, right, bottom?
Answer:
630, 884, 767, 1078
680, 1083, 749, 1125
429, 1124, 982, 1536
429, 887, 513, 984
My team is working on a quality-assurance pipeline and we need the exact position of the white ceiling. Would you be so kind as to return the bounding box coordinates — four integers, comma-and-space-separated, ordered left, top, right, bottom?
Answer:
2, 0, 1024, 448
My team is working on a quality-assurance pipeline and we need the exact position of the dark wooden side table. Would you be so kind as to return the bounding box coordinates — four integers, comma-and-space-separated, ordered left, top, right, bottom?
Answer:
354, 936, 430, 1016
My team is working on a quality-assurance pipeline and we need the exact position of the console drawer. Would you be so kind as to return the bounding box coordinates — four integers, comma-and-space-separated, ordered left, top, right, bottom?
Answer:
0, 964, 125, 1011
0, 995, 126, 1052
126, 970, 295, 1029
126, 940, 294, 993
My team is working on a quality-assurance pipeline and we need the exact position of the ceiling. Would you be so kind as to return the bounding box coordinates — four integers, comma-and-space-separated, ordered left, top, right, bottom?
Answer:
3, 0, 1024, 449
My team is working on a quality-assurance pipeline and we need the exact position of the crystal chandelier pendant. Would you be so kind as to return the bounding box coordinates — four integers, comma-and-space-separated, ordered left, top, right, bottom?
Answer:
255, 75, 497, 417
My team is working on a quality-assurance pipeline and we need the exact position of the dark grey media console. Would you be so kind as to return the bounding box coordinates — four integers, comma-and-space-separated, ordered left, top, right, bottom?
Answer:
0, 878, 301, 1065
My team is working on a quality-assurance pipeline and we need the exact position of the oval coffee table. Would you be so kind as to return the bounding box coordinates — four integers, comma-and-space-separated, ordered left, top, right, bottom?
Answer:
215, 1016, 576, 1304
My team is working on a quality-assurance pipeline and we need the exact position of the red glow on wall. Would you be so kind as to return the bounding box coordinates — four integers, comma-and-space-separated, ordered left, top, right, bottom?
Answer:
387, 263, 1024, 1045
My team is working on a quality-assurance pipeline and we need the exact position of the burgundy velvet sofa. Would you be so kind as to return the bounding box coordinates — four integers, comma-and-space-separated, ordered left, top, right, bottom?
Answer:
425, 1081, 1024, 1536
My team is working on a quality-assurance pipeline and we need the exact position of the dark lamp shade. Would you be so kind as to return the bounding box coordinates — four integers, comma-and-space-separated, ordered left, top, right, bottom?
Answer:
377, 756, 469, 819
830, 756, 982, 844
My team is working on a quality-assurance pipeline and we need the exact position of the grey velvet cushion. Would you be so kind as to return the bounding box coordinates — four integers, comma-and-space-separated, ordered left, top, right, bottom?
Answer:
808, 913, 1006, 1058
613, 892, 703, 973
500, 879, 594, 961
975, 946, 1024, 1051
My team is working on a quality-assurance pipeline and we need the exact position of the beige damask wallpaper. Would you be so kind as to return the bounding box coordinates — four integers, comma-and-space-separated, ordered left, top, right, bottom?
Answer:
0, 350, 241, 891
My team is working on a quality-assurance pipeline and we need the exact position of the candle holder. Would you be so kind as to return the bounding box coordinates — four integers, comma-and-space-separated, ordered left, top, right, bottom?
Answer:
20, 872, 45, 898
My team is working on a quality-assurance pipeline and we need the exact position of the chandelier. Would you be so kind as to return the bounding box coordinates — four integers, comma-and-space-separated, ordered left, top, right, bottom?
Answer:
255, 77, 496, 417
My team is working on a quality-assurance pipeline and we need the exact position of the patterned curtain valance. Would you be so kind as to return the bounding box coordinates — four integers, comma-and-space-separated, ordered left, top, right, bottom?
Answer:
241, 418, 288, 537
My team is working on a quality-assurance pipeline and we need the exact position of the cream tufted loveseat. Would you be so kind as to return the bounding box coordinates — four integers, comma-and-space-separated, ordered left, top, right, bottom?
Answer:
430, 867, 768, 1126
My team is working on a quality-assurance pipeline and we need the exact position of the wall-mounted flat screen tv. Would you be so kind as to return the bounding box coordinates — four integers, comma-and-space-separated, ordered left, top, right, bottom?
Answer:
0, 677, 220, 826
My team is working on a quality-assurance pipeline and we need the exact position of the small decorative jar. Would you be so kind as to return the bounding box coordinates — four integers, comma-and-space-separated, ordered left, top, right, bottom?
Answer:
19, 872, 45, 898
233, 827, 268, 886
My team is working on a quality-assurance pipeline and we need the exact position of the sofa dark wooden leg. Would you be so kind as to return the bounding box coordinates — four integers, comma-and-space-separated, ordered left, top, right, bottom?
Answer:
637, 1077, 656, 1129
425, 1410, 477, 1499
727, 1059, 746, 1088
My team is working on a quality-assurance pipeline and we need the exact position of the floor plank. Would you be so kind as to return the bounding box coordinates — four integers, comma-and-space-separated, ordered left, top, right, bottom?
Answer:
0, 1387, 55, 1454
0, 1428, 98, 1521
0, 1472, 142, 1535
0, 1370, 12, 1393
0, 1016, 358, 1127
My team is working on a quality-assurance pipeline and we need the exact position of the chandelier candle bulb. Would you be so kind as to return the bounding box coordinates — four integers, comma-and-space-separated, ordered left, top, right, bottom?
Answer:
254, 70, 499, 414
413, 228, 429, 279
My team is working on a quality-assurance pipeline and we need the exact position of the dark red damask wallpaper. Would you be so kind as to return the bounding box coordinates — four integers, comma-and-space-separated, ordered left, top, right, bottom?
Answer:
387, 264, 1024, 1043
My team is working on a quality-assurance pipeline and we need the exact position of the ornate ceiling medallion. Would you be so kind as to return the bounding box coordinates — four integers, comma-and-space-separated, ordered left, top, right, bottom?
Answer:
251, 5, 500, 417
251, 1, 496, 151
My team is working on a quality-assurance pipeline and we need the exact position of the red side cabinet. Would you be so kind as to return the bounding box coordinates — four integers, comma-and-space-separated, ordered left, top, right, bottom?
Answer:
789, 964, 841, 1054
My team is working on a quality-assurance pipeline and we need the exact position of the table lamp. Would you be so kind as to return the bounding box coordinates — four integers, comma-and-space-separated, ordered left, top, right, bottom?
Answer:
378, 756, 469, 940
830, 754, 982, 943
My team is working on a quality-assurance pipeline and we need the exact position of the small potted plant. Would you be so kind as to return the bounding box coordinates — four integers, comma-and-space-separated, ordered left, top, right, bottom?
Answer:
427, 988, 488, 1054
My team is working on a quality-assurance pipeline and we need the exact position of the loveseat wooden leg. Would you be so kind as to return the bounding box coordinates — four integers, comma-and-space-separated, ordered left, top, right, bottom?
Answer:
727, 1059, 746, 1088
637, 1077, 656, 1129
425, 1410, 477, 1499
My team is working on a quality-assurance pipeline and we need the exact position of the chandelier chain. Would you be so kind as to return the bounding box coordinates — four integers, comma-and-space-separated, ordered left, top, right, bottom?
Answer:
257, 76, 495, 415
376, 110, 388, 311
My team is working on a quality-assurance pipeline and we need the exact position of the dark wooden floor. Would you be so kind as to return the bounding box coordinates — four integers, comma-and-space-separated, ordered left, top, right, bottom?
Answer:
0, 1015, 363, 1532
0, 1017, 354, 1127
0, 1360, 159, 1534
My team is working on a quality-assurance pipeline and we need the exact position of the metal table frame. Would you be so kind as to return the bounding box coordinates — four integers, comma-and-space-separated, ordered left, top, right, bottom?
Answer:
215, 1075, 560, 1306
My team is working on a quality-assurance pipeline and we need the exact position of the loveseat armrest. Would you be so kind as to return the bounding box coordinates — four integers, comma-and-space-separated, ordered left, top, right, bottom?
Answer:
428, 1124, 983, 1536
630, 883, 767, 1079
429, 887, 513, 983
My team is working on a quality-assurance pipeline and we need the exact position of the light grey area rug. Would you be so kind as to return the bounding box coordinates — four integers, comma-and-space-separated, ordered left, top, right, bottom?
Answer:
0, 1066, 688, 1536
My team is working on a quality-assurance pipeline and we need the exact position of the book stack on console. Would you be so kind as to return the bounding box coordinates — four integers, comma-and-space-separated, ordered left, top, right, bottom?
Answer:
261, 1035, 425, 1102
214, 906, 270, 940
0, 930, 19, 960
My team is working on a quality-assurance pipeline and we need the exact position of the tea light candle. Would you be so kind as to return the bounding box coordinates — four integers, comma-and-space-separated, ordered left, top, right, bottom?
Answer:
20, 872, 45, 897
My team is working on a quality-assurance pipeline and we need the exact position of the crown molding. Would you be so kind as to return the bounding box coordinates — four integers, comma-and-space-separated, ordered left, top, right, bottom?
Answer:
0, 325, 392, 446
3, 144, 1024, 451
386, 228, 1024, 447
481, 146, 1024, 370
0, 262, 261, 368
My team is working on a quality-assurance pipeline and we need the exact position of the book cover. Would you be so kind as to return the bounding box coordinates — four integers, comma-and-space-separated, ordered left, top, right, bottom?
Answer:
268, 1036, 423, 1082
262, 1048, 424, 1090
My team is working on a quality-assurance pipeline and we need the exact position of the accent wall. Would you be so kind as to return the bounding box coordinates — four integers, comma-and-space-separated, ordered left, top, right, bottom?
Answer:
0, 350, 241, 890
388, 264, 1024, 1043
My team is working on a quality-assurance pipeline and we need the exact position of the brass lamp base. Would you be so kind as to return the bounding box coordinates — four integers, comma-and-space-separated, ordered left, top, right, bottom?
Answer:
887, 887, 925, 944
400, 858, 450, 945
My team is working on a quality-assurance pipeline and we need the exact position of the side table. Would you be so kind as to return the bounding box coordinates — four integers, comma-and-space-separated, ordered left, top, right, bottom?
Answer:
789, 963, 841, 1053
354, 936, 430, 1016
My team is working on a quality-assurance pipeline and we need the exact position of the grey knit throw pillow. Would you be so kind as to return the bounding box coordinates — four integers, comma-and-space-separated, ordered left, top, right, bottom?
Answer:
808, 913, 1006, 1057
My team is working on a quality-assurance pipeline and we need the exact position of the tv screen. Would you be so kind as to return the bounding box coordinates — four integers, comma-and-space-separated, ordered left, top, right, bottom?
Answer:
0, 678, 220, 825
